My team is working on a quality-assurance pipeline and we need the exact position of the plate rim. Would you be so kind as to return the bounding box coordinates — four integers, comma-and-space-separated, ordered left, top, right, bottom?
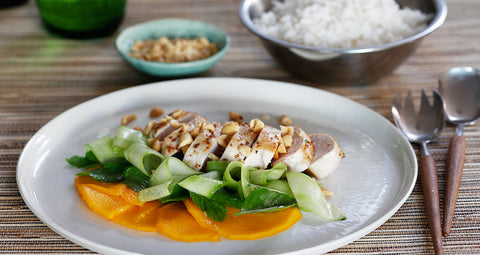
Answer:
16, 77, 418, 255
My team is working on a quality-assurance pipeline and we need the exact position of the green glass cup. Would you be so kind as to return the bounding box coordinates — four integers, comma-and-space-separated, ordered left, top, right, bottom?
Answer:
0, 0, 28, 8
36, 0, 126, 39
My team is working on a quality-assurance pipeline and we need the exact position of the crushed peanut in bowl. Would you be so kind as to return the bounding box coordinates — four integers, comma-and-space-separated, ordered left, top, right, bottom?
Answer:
129, 37, 218, 63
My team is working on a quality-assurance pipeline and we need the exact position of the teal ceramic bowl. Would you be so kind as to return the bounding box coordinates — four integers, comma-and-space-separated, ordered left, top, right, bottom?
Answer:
115, 19, 230, 77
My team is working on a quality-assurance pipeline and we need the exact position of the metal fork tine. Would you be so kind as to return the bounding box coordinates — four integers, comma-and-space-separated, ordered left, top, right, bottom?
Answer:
393, 93, 402, 110
420, 89, 432, 117
404, 90, 415, 116
433, 90, 443, 110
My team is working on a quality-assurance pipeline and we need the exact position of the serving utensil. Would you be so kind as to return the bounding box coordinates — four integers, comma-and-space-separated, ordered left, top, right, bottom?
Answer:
438, 66, 480, 237
392, 90, 444, 255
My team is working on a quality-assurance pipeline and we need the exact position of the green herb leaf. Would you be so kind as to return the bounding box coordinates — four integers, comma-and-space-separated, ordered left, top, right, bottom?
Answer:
85, 151, 98, 163
211, 188, 243, 209
66, 150, 99, 168
77, 160, 128, 183
122, 166, 149, 192
190, 192, 227, 222
159, 184, 190, 203
235, 187, 296, 216
66, 156, 94, 168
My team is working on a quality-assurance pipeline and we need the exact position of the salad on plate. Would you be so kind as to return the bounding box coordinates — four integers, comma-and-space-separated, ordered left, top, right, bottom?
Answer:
67, 108, 346, 242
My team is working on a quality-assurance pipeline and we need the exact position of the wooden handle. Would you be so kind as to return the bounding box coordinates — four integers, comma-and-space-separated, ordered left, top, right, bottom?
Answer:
419, 154, 443, 255
443, 135, 467, 237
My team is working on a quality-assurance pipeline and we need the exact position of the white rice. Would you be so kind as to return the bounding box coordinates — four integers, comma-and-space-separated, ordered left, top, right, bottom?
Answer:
253, 0, 433, 48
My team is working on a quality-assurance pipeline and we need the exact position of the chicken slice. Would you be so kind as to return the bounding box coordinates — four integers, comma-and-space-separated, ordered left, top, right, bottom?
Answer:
151, 111, 197, 140
160, 116, 208, 157
307, 134, 344, 179
272, 127, 314, 172
220, 123, 258, 162
243, 126, 281, 169
183, 122, 223, 171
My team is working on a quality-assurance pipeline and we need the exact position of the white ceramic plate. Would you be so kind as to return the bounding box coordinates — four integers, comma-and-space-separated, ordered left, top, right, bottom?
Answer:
17, 78, 417, 255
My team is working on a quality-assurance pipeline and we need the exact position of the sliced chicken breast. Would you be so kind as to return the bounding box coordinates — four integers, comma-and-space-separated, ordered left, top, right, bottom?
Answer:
244, 126, 281, 169
160, 116, 208, 157
220, 123, 258, 162
272, 127, 314, 172
151, 111, 197, 140
307, 134, 344, 179
183, 122, 223, 171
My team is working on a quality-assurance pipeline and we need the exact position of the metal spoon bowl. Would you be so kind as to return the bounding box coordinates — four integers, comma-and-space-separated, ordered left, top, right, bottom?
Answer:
438, 66, 480, 237
440, 67, 480, 127
392, 90, 444, 255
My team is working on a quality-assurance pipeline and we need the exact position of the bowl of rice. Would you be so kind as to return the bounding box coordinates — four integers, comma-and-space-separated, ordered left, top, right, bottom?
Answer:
239, 0, 447, 85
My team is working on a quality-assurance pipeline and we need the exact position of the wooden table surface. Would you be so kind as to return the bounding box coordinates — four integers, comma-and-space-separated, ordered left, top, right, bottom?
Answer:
1, 0, 479, 254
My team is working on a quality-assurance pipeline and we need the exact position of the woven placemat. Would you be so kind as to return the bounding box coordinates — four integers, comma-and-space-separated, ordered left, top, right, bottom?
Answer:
1, 0, 479, 254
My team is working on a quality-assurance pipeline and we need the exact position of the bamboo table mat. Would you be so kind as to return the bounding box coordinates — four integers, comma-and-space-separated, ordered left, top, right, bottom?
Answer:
1, 0, 479, 254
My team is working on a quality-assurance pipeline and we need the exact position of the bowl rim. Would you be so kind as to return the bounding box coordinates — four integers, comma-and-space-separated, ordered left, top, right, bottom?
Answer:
238, 0, 447, 54
115, 18, 231, 68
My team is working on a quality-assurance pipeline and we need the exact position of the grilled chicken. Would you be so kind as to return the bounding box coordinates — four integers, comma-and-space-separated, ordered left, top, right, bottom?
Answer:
220, 123, 258, 162
272, 127, 314, 172
145, 109, 343, 178
151, 110, 197, 140
244, 126, 281, 169
307, 134, 344, 179
160, 116, 208, 157
183, 122, 223, 171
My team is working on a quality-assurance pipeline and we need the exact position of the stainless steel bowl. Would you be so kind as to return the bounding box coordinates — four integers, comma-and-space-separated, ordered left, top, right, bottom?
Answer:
239, 0, 447, 85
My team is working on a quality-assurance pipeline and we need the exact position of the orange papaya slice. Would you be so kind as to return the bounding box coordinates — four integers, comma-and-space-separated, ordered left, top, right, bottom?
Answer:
120, 187, 145, 206
75, 175, 127, 196
76, 182, 134, 220
184, 198, 302, 240
112, 201, 163, 232
154, 202, 221, 242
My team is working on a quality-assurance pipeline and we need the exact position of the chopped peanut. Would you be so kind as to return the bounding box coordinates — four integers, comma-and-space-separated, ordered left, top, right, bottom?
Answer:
190, 120, 206, 138
229, 111, 243, 124
191, 127, 201, 138
181, 123, 190, 132
149, 106, 164, 118
208, 153, 220, 161
273, 148, 279, 160
129, 37, 218, 63
181, 145, 189, 155
283, 135, 293, 147
279, 115, 292, 126
204, 124, 215, 132
238, 145, 252, 157
152, 139, 162, 151
178, 132, 194, 148
322, 188, 334, 197
147, 138, 156, 146
280, 125, 294, 136
172, 109, 183, 119
169, 119, 181, 129
217, 134, 230, 147
159, 117, 168, 123
133, 126, 143, 132
121, 114, 137, 125
277, 143, 287, 154
143, 120, 158, 136
221, 121, 239, 135
249, 119, 265, 133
